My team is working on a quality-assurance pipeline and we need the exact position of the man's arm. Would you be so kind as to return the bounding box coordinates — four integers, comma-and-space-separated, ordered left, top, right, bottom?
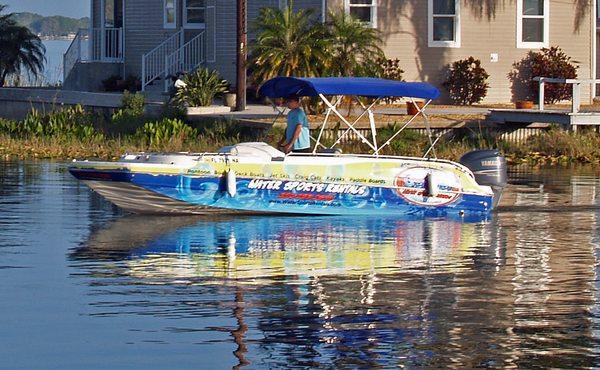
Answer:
277, 132, 287, 147
283, 124, 303, 153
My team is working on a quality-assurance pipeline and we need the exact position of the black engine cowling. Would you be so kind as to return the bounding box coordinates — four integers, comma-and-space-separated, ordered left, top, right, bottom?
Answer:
459, 149, 507, 207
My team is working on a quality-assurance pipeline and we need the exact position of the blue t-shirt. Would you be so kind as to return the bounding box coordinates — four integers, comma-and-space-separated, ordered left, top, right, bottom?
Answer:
286, 108, 310, 150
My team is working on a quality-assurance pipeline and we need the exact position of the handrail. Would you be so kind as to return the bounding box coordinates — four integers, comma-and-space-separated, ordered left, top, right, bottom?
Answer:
533, 77, 600, 113
142, 29, 183, 91
63, 29, 84, 81
164, 32, 205, 92
63, 28, 123, 81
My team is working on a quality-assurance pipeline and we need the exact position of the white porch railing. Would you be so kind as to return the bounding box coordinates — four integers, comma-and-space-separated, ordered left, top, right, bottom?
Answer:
534, 77, 600, 113
63, 27, 123, 81
141, 29, 183, 91
164, 32, 206, 92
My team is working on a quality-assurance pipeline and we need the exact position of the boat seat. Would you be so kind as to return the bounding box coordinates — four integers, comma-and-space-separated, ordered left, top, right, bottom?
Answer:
218, 142, 285, 161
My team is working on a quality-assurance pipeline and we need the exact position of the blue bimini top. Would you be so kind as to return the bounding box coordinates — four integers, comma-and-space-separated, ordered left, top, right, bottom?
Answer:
258, 77, 440, 100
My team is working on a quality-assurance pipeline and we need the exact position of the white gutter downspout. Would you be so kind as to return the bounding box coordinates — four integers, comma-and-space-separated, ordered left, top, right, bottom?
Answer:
89, 0, 93, 60
592, 0, 597, 101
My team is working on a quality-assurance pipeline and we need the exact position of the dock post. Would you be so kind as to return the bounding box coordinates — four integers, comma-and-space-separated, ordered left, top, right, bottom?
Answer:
572, 83, 581, 114
538, 79, 544, 111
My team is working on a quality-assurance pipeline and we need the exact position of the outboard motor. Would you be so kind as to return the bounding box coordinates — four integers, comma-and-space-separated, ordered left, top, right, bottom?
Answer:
460, 150, 507, 208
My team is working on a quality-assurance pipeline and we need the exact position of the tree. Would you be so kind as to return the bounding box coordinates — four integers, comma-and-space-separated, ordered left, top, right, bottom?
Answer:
0, 5, 46, 87
325, 12, 384, 77
249, 2, 329, 84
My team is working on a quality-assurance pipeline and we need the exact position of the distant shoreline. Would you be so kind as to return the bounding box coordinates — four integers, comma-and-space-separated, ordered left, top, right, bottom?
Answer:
40, 36, 75, 41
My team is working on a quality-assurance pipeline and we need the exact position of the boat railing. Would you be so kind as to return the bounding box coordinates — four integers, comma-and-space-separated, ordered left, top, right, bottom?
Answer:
267, 96, 436, 159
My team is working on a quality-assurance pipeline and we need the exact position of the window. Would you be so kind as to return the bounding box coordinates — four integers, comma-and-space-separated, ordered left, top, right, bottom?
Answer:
345, 0, 377, 28
184, 0, 206, 29
517, 0, 549, 48
104, 0, 115, 27
164, 0, 176, 29
428, 0, 460, 47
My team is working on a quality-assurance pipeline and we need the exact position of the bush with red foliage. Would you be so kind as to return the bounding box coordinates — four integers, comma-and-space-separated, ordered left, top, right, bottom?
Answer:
509, 47, 578, 104
443, 57, 490, 105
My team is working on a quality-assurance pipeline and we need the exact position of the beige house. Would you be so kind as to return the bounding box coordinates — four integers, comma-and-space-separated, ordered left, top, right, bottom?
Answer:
64, 0, 597, 104
330, 0, 597, 103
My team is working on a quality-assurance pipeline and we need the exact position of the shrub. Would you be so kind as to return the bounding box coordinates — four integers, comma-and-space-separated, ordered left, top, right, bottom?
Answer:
102, 74, 142, 92
135, 118, 198, 148
111, 91, 146, 131
174, 67, 228, 107
379, 58, 404, 81
122, 75, 142, 92
443, 57, 490, 105
0, 105, 102, 141
102, 75, 121, 92
120, 91, 145, 115
377, 57, 404, 103
0, 118, 20, 135
375, 124, 430, 156
509, 46, 578, 104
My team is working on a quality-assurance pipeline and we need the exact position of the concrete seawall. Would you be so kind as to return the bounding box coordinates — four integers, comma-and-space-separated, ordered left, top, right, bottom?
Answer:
0, 88, 167, 120
0, 88, 125, 120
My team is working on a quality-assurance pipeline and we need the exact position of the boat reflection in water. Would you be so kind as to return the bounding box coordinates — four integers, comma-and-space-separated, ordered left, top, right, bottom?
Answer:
76, 214, 503, 283
73, 214, 513, 367
71, 195, 600, 368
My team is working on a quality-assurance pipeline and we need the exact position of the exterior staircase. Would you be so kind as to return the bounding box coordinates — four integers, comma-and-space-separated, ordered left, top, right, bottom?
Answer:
142, 30, 206, 93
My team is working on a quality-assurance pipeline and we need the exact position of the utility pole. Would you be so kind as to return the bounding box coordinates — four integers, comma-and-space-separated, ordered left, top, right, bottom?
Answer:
236, 0, 247, 111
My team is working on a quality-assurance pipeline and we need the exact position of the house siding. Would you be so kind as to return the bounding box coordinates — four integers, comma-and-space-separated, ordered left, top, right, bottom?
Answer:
208, 0, 280, 85
294, 0, 323, 19
89, 0, 594, 103
92, 0, 323, 88
119, 0, 281, 86
329, 0, 595, 103
123, 0, 180, 78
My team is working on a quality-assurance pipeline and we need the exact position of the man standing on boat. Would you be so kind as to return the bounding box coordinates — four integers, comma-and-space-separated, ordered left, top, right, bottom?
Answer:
278, 96, 310, 154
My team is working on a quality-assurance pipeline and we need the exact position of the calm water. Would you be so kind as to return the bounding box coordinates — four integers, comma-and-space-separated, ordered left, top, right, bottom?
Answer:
1, 161, 600, 368
43, 39, 71, 84
18, 40, 71, 85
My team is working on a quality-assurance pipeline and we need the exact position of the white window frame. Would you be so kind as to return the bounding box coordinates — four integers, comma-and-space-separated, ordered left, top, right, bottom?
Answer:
428, 0, 461, 48
517, 0, 549, 48
163, 0, 177, 29
344, 0, 377, 29
183, 0, 206, 29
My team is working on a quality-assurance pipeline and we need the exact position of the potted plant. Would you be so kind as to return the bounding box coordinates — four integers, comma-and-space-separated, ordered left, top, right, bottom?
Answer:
406, 101, 425, 115
223, 88, 236, 108
173, 67, 230, 114
515, 100, 534, 109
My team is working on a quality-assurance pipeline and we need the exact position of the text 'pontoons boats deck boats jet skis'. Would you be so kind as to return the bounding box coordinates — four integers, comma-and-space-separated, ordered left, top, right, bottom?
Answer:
69, 77, 507, 217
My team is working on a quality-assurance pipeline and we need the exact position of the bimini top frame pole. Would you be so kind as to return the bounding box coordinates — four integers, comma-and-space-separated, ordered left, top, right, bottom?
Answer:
258, 77, 441, 157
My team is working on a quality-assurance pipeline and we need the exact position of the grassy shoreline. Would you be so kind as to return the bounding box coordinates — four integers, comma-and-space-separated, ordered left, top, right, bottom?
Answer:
3, 130, 600, 166
2, 102, 600, 166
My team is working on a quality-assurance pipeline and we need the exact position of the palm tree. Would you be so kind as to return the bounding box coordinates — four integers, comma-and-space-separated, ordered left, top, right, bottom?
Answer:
326, 12, 384, 77
0, 5, 45, 87
249, 2, 329, 84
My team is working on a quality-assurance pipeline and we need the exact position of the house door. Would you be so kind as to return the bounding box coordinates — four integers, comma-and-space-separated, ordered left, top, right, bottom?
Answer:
102, 0, 123, 60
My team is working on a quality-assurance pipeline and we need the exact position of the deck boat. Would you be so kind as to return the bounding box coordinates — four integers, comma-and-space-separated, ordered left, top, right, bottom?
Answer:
69, 77, 507, 217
